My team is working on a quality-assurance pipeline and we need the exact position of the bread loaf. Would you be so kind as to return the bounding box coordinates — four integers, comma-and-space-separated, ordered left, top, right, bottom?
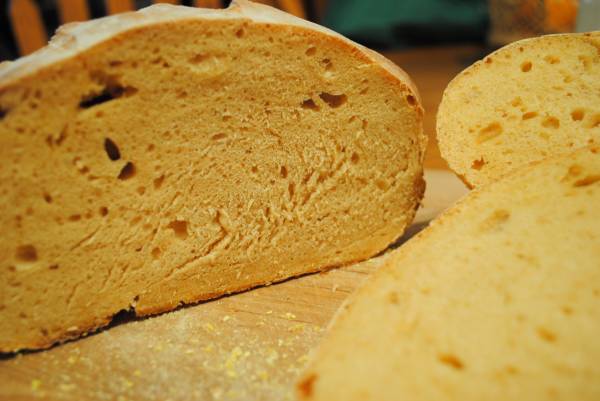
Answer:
298, 146, 600, 401
0, 1, 425, 351
437, 32, 600, 187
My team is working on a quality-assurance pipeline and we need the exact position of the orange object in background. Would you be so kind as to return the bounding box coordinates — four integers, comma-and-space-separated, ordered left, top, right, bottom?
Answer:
544, 0, 579, 32
489, 0, 579, 45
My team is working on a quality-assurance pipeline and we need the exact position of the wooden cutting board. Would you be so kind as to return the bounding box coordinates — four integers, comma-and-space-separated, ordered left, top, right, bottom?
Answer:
0, 169, 468, 401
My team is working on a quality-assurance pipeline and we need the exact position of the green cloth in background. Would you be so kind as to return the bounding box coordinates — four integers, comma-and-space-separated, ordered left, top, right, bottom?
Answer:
324, 0, 488, 48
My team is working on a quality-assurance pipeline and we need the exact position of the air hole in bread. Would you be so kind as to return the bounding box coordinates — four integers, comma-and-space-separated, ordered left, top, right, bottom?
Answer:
520, 61, 532, 72
471, 158, 486, 170
0, 107, 7, 120
571, 109, 585, 121
351, 152, 360, 164
541, 116, 560, 129
235, 28, 245, 38
46, 128, 67, 148
80, 81, 137, 109
298, 374, 317, 398
375, 179, 389, 191
438, 353, 464, 370
522, 111, 538, 120
280, 165, 288, 179
15, 245, 38, 263
319, 92, 347, 108
288, 182, 295, 198
301, 99, 320, 111
151, 247, 161, 259
189, 53, 208, 64
544, 55, 560, 64
151, 57, 171, 68
563, 74, 574, 83
68, 214, 81, 222
153, 175, 165, 189
536, 327, 556, 342
72, 157, 89, 174
99, 206, 108, 217
477, 122, 503, 143
211, 133, 227, 141
167, 220, 189, 239
48, 264, 58, 270
585, 114, 600, 128
578, 55, 591, 70
406, 95, 416, 106
305, 46, 316, 56
118, 162, 136, 180
510, 97, 522, 107
322, 58, 333, 71
136, 186, 146, 195
43, 193, 52, 203
573, 175, 600, 187
104, 138, 121, 161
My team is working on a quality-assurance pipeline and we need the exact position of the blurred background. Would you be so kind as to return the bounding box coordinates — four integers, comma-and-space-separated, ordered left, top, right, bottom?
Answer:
1, 0, 596, 60
0, 0, 597, 167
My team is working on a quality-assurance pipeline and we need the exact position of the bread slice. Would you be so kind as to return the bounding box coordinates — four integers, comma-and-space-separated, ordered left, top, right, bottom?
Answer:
0, 1, 425, 352
437, 32, 600, 187
298, 146, 600, 401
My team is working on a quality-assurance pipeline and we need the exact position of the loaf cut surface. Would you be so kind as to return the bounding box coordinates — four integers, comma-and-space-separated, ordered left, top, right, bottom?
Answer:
437, 32, 600, 187
298, 146, 600, 401
0, 1, 425, 351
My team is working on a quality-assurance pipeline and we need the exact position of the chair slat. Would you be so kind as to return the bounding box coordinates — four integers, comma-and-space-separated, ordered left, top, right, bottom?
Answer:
10, 0, 48, 55
278, 0, 306, 18
105, 0, 135, 14
252, 0, 277, 6
194, 0, 221, 7
57, 0, 90, 23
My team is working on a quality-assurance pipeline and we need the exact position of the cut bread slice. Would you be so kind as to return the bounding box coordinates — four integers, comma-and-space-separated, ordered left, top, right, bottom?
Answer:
298, 146, 600, 401
437, 32, 600, 187
0, 1, 425, 352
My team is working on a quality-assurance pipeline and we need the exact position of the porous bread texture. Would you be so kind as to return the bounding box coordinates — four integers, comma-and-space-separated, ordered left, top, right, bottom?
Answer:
437, 31, 600, 187
298, 146, 600, 401
0, 1, 425, 352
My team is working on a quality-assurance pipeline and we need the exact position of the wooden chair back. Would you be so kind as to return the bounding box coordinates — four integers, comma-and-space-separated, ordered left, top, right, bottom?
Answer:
9, 0, 307, 56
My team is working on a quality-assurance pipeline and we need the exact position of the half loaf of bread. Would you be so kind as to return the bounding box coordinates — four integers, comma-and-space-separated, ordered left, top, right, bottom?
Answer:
298, 146, 600, 401
0, 1, 425, 351
437, 32, 600, 187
